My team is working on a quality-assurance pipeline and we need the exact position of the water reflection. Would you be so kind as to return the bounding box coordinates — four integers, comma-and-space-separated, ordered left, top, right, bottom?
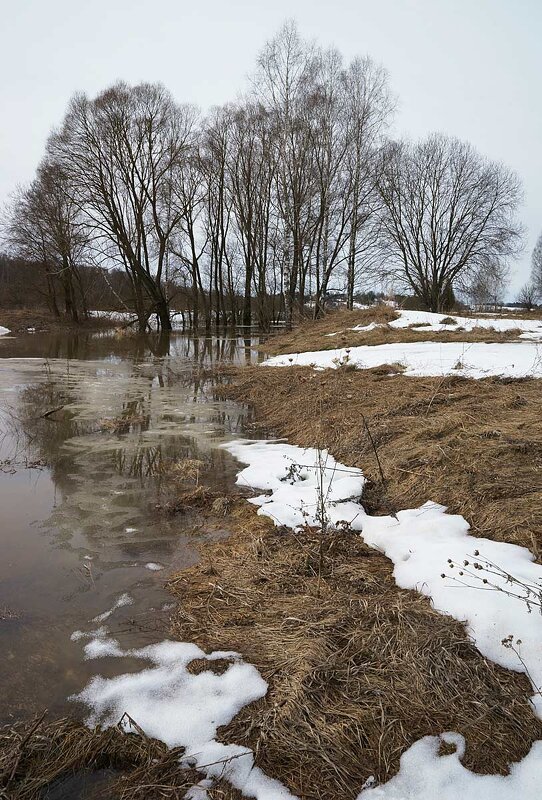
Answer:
0, 330, 263, 722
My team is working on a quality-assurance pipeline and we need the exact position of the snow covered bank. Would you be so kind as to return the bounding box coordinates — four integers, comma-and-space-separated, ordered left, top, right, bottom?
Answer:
357, 734, 542, 799
323, 309, 542, 341
263, 340, 542, 378
223, 439, 365, 529
72, 627, 296, 799
73, 439, 542, 798
379, 309, 542, 339
89, 309, 187, 330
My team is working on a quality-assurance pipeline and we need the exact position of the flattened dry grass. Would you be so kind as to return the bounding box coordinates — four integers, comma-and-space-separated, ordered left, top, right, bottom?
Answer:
264, 306, 525, 356
0, 715, 197, 800
168, 502, 542, 800
264, 306, 397, 355
222, 366, 542, 553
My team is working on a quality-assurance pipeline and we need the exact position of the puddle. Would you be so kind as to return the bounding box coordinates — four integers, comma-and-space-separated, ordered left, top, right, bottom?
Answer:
0, 329, 264, 723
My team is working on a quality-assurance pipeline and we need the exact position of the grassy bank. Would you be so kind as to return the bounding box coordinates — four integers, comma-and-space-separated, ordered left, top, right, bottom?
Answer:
0, 308, 119, 334
166, 501, 541, 799
262, 306, 534, 355
161, 309, 542, 797
4, 308, 542, 799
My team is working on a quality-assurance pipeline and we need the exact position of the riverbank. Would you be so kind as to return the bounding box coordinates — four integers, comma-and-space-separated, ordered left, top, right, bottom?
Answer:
0, 308, 121, 334
3, 309, 542, 798
178, 308, 542, 796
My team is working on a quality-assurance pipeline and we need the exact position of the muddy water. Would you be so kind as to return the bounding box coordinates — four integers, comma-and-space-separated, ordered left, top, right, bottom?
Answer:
0, 329, 263, 723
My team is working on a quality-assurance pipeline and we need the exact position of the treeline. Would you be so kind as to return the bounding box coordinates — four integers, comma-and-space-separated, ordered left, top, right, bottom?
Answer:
3, 22, 523, 331
0, 255, 186, 316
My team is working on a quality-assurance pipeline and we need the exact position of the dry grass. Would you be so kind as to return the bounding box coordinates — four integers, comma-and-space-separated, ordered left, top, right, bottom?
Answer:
165, 355, 542, 797
221, 366, 542, 553
0, 308, 117, 334
264, 306, 397, 355
168, 501, 542, 800
99, 414, 148, 432
0, 714, 198, 800
263, 306, 526, 356
157, 457, 227, 514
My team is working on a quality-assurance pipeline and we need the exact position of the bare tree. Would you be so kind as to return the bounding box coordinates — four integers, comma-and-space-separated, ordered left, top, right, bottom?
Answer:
517, 281, 539, 310
462, 260, 510, 310
530, 231, 542, 296
254, 21, 319, 325
377, 134, 523, 312
48, 82, 197, 332
6, 162, 89, 320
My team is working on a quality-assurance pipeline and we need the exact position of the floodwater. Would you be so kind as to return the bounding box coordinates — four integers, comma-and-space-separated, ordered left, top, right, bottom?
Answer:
0, 329, 264, 724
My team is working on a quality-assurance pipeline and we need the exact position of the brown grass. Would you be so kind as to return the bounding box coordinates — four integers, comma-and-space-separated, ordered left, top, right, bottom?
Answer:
7, 335, 542, 799
167, 501, 542, 800
221, 366, 542, 553
165, 357, 542, 798
263, 306, 525, 356
157, 457, 223, 514
0, 714, 198, 800
0, 308, 118, 334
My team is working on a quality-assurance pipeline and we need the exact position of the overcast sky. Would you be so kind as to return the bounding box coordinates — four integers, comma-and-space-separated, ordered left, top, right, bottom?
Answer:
1, 0, 540, 295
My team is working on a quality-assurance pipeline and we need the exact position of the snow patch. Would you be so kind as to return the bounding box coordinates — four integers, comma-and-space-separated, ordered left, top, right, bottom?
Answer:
357, 734, 542, 799
221, 439, 365, 530
263, 340, 542, 378
73, 637, 297, 799
348, 309, 542, 340
92, 592, 133, 623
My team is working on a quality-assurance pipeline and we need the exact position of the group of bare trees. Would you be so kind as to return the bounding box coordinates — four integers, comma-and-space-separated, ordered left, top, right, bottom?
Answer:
518, 232, 542, 309
377, 135, 522, 311
3, 22, 525, 329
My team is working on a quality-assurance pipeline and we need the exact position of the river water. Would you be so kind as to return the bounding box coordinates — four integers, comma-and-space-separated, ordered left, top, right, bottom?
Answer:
0, 329, 263, 724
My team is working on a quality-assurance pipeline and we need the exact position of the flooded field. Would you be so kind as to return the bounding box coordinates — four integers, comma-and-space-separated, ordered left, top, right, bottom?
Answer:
0, 329, 263, 723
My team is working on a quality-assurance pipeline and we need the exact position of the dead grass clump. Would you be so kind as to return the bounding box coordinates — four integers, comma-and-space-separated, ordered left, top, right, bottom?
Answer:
162, 484, 216, 513
169, 458, 206, 483
220, 367, 542, 554
158, 457, 224, 514
440, 316, 458, 325
168, 502, 542, 799
0, 714, 198, 800
264, 309, 527, 356
0, 606, 19, 621
263, 305, 398, 356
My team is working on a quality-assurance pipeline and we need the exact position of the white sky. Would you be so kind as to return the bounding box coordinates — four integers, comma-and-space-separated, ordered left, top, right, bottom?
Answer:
1, 0, 540, 296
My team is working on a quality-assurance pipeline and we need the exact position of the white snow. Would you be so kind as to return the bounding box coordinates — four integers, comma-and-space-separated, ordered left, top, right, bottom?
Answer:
356, 734, 542, 799
221, 439, 365, 530
145, 561, 164, 571
92, 592, 133, 623
73, 636, 297, 799
0, 325, 10, 336
71, 435, 542, 799
354, 309, 542, 339
263, 340, 542, 378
